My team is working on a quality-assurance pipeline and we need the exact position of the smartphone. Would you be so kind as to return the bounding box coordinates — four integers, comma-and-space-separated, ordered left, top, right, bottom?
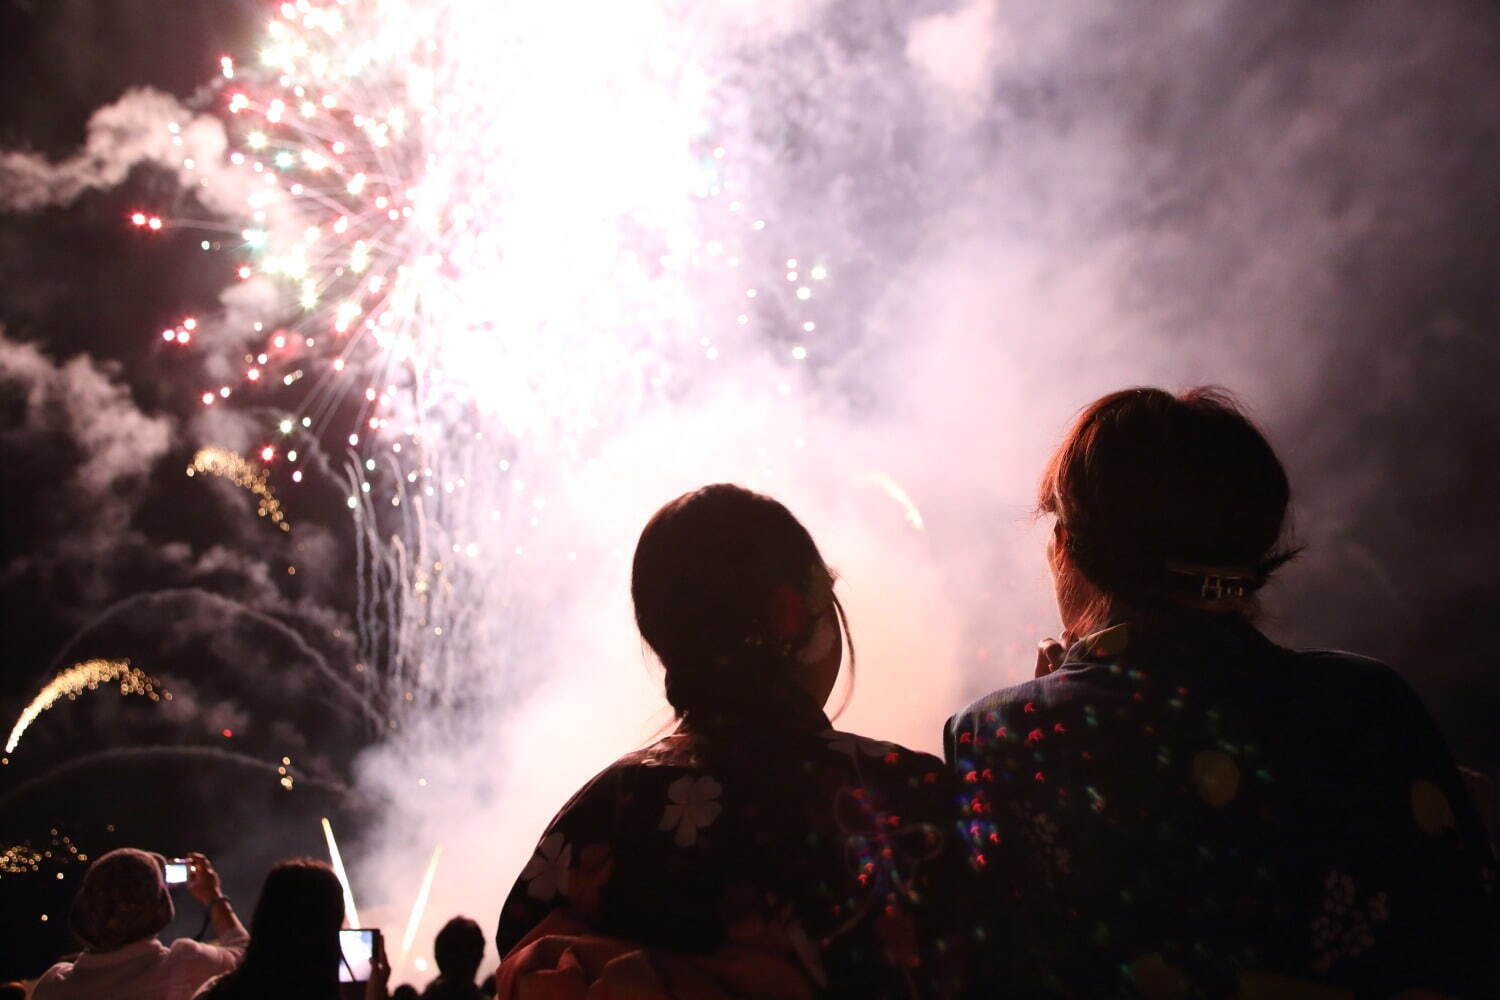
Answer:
338, 928, 379, 983
163, 858, 190, 885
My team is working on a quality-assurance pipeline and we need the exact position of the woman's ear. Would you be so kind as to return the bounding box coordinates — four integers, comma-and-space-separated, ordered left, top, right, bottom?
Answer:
1048, 520, 1069, 568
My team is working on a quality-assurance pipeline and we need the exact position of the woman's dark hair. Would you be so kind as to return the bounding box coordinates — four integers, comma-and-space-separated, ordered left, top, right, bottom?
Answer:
223, 858, 345, 999
1039, 387, 1298, 631
632, 483, 853, 720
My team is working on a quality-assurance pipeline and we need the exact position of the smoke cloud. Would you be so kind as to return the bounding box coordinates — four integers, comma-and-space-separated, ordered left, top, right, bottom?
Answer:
0, 88, 226, 212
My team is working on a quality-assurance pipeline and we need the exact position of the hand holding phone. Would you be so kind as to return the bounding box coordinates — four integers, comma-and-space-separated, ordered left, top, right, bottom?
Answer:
366, 929, 390, 1000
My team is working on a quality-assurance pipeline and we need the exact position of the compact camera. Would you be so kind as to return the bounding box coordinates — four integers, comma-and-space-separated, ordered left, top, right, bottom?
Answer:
163, 858, 191, 885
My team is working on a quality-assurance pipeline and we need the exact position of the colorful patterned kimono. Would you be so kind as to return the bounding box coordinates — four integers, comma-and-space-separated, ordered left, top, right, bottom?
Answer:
946, 608, 1498, 999
497, 703, 966, 998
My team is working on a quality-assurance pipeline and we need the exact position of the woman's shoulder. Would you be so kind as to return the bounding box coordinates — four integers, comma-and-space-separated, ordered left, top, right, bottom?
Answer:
1276, 646, 1446, 731
1281, 645, 1401, 681
537, 735, 704, 826
818, 727, 943, 770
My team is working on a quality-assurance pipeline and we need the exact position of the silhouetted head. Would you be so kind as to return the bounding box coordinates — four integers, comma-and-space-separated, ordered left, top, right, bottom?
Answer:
433, 915, 485, 984
1039, 387, 1297, 635
632, 484, 852, 721
233, 858, 345, 997
68, 848, 173, 952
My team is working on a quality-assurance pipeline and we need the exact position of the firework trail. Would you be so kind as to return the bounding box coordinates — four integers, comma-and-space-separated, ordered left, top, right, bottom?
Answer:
186, 447, 292, 532
6, 660, 168, 755
0, 745, 354, 812
43, 589, 384, 728
868, 472, 927, 532
397, 844, 443, 966
322, 816, 361, 927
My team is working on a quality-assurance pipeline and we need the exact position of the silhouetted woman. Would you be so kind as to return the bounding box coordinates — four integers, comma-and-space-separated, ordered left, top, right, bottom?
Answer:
947, 387, 1497, 997
194, 858, 389, 1000
496, 484, 963, 998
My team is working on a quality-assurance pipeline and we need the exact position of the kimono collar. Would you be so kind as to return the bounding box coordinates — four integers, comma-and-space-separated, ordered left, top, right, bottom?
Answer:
679, 692, 832, 735
1062, 605, 1272, 667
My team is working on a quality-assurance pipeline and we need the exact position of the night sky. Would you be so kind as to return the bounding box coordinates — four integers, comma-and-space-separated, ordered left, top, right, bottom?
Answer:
3, 0, 1499, 983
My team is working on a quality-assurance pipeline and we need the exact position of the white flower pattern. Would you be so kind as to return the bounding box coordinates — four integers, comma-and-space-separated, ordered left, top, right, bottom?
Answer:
659, 774, 723, 847
1310, 871, 1388, 972
520, 832, 572, 901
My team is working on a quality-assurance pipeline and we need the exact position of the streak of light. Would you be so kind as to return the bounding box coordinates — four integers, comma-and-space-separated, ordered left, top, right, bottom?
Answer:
322, 817, 360, 927
869, 471, 926, 531
397, 844, 444, 966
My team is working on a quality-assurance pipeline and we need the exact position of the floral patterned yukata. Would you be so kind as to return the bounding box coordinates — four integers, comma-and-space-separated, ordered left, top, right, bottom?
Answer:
497, 701, 966, 998
946, 608, 1498, 999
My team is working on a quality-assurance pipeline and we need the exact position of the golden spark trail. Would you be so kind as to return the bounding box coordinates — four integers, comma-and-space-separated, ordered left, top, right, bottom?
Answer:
186, 448, 291, 532
6, 659, 168, 755
322, 817, 360, 927
397, 845, 443, 967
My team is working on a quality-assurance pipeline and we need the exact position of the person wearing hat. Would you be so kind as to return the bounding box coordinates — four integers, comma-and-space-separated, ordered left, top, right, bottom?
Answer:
34, 848, 248, 1000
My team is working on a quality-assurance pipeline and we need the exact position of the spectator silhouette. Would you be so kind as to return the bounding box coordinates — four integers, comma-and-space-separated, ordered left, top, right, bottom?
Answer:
33, 849, 246, 1000
193, 858, 388, 1000
496, 484, 966, 997
948, 387, 1499, 997
421, 917, 483, 999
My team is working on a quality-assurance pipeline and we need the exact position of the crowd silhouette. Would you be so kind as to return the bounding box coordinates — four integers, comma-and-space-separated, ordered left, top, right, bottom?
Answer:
11, 388, 1497, 999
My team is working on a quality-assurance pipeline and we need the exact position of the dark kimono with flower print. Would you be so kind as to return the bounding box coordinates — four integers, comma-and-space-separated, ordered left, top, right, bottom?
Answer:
946, 608, 1498, 999
497, 703, 967, 998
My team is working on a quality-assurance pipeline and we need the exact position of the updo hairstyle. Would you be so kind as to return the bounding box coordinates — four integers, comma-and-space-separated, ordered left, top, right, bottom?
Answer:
631, 484, 852, 720
1039, 387, 1298, 632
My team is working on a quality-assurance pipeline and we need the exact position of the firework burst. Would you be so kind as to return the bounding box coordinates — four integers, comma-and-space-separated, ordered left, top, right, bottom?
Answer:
137, 0, 828, 704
